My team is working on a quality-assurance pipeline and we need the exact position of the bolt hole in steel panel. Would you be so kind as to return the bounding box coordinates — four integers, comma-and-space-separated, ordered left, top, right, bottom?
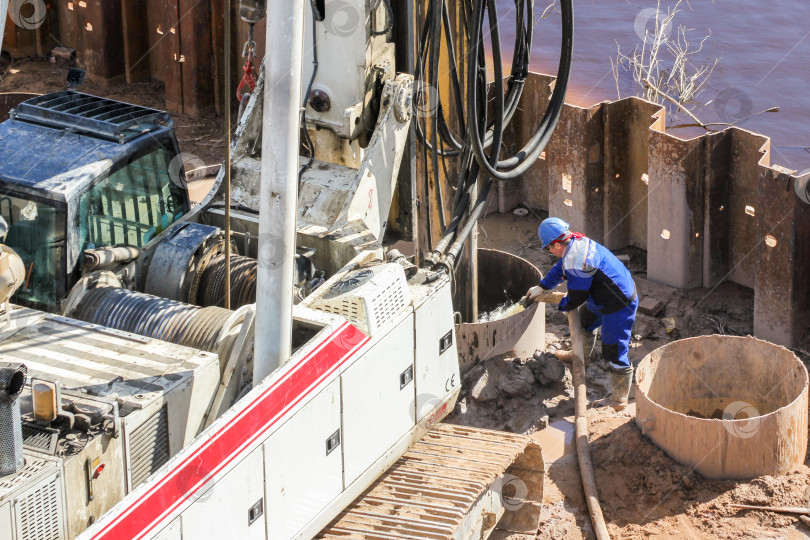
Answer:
456, 249, 545, 374
635, 335, 808, 479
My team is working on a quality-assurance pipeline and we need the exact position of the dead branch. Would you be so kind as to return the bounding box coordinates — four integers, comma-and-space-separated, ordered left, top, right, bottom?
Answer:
538, 0, 559, 20
641, 76, 706, 127
612, 0, 722, 129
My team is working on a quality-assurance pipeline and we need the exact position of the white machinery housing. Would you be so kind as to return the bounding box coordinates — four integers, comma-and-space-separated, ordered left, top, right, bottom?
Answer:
0, 308, 220, 540
311, 263, 410, 336
77, 256, 461, 540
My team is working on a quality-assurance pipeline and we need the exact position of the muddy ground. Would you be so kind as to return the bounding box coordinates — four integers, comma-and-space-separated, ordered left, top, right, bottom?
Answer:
448, 211, 810, 540
4, 56, 810, 539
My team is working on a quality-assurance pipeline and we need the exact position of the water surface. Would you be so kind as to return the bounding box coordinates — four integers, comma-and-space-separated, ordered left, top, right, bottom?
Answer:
494, 0, 810, 170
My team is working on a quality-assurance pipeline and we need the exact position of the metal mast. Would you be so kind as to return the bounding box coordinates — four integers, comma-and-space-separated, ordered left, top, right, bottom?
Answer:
254, 0, 305, 381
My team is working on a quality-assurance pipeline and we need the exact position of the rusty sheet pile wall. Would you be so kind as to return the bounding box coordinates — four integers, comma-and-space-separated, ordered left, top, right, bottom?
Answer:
499, 73, 810, 349
3, 0, 264, 116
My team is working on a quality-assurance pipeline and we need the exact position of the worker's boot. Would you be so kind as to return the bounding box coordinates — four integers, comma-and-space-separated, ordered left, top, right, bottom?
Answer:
608, 364, 634, 411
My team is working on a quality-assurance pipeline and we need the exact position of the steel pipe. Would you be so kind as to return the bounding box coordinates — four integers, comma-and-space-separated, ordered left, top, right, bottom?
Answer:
254, 0, 305, 381
636, 335, 808, 479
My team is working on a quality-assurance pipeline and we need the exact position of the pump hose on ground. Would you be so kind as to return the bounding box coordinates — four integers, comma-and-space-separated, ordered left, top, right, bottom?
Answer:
568, 309, 611, 540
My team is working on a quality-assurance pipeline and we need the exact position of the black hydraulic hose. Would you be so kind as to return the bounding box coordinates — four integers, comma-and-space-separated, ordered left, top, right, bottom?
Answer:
451, 150, 476, 214
414, 0, 530, 157
433, 172, 475, 257
483, 0, 505, 168
413, 0, 463, 158
467, 0, 573, 180
415, 0, 575, 269
421, 116, 435, 252
445, 177, 494, 264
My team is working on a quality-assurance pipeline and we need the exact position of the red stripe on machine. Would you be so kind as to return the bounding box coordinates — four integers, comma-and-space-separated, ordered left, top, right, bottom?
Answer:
90, 322, 368, 540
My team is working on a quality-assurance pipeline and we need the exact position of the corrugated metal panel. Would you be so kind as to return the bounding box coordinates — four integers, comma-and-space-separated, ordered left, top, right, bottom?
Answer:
2, 0, 55, 58
129, 406, 170, 488
4, 0, 249, 116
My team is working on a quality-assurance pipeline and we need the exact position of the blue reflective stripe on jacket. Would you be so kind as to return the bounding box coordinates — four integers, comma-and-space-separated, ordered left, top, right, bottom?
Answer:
540, 237, 635, 314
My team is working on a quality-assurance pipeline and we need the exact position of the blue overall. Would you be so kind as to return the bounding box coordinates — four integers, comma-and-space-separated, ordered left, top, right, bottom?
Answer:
540, 236, 638, 369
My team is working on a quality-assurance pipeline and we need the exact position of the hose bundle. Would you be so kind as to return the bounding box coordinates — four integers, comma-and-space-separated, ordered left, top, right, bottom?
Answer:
415, 0, 574, 269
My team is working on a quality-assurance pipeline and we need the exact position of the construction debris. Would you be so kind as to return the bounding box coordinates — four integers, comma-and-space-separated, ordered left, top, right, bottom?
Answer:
637, 296, 665, 317
731, 504, 810, 515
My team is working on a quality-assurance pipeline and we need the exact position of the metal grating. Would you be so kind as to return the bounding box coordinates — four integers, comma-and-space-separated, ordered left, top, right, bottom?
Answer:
0, 457, 49, 493
371, 280, 406, 330
129, 407, 171, 489
11, 90, 173, 143
17, 474, 62, 540
22, 424, 59, 455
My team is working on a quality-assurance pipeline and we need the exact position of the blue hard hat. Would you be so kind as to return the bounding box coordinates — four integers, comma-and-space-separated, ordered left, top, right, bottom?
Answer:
538, 217, 570, 249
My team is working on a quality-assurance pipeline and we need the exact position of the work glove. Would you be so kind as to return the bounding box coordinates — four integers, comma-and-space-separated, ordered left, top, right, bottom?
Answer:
524, 287, 567, 306
526, 286, 544, 303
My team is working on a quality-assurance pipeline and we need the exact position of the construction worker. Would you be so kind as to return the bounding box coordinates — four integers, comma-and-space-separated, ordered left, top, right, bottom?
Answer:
526, 217, 638, 410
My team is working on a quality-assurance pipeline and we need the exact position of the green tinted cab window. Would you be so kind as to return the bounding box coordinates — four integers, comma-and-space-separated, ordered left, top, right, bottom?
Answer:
0, 196, 65, 307
79, 147, 187, 249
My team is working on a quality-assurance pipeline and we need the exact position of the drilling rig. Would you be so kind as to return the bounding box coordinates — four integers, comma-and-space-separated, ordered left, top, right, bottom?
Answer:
0, 0, 573, 538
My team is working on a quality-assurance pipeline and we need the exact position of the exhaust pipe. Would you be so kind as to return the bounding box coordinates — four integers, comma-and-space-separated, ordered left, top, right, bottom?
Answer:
0, 362, 27, 476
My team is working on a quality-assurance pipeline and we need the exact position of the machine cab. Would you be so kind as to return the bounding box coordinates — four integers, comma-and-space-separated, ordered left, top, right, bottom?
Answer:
0, 91, 190, 311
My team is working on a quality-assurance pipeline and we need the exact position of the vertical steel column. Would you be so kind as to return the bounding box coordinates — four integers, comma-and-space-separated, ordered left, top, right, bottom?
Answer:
254, 0, 305, 381
224, 0, 232, 310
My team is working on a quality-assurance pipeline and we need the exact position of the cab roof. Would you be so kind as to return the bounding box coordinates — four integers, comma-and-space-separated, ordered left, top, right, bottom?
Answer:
0, 92, 175, 203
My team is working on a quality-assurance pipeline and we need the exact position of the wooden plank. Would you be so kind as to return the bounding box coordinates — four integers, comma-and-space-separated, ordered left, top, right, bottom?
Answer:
754, 168, 810, 347
77, 0, 125, 84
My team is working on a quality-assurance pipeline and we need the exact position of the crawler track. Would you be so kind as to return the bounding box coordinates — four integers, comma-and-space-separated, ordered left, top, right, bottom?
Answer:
319, 423, 544, 539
